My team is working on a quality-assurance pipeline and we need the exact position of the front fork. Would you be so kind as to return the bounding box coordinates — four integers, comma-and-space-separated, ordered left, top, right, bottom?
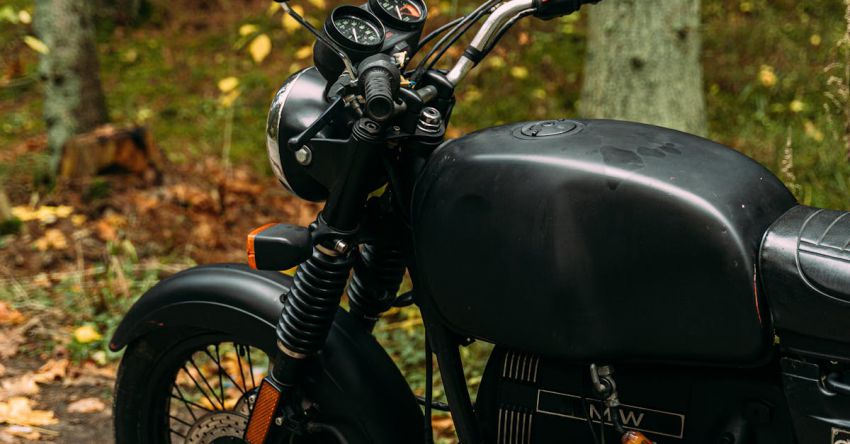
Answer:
244, 118, 389, 443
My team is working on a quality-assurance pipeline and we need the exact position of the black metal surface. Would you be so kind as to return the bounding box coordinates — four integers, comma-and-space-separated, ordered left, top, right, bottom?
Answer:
476, 347, 796, 444
348, 243, 406, 329
760, 205, 850, 361
412, 119, 796, 365
781, 357, 850, 444
108, 263, 424, 443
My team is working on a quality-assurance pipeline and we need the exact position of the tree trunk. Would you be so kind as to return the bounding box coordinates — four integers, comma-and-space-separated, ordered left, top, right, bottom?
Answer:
34, 0, 109, 171
580, 0, 707, 136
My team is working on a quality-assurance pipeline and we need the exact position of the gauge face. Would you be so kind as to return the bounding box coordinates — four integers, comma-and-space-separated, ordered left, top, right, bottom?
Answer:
376, 0, 423, 23
334, 14, 383, 46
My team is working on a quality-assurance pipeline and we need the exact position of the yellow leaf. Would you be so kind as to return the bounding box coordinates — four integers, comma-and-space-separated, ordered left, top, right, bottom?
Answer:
73, 325, 103, 344
219, 90, 241, 108
33, 229, 67, 251
758, 65, 776, 88
267, 1, 282, 15
294, 45, 313, 60
23, 36, 48, 55
282, 6, 304, 33
18, 10, 31, 24
804, 120, 824, 142
810, 34, 822, 46
789, 100, 805, 113
239, 24, 258, 36
218, 76, 240, 93
510, 66, 529, 79
307, 0, 326, 9
249, 33, 272, 63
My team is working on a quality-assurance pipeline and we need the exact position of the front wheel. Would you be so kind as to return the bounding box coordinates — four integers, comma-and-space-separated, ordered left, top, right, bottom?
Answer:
113, 325, 366, 444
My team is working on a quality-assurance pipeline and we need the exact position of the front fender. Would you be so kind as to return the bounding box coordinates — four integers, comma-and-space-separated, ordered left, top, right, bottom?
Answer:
110, 263, 424, 442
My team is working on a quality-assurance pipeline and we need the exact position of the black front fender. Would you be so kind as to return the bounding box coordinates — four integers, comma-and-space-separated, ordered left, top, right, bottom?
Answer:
110, 263, 424, 443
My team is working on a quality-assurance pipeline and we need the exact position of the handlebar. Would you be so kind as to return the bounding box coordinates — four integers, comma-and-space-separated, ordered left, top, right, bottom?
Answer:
445, 0, 598, 86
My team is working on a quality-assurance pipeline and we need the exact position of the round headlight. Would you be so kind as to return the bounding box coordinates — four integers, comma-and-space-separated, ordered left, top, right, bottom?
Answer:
265, 67, 333, 202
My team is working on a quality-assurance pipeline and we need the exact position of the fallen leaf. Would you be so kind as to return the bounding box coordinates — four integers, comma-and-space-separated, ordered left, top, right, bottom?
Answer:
0, 303, 24, 326
0, 397, 58, 426
33, 229, 68, 251
248, 33, 272, 63
11, 205, 73, 224
34, 359, 68, 383
73, 325, 102, 344
238, 23, 258, 36
3, 425, 41, 441
66, 397, 105, 414
0, 375, 39, 401
22, 36, 48, 55
0, 328, 25, 360
218, 77, 239, 93
0, 363, 5, 377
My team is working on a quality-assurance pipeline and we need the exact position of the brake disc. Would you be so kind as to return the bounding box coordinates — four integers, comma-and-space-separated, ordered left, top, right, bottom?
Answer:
184, 411, 249, 444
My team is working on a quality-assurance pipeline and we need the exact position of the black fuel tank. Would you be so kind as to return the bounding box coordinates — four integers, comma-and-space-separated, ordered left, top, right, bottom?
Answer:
411, 119, 796, 366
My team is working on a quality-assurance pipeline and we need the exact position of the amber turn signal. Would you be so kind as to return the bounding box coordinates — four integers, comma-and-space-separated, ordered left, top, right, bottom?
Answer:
621, 430, 654, 444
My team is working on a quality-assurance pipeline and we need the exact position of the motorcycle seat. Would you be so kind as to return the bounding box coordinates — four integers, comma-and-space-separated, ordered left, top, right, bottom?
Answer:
760, 205, 850, 361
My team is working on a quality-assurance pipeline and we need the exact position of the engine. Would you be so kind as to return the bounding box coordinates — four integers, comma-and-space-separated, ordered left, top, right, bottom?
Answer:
475, 347, 795, 443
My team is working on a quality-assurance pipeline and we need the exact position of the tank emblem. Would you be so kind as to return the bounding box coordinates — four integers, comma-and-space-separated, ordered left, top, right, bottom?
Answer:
514, 119, 584, 139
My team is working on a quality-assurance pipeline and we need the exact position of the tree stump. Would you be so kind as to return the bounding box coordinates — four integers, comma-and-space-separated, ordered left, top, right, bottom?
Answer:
58, 125, 163, 179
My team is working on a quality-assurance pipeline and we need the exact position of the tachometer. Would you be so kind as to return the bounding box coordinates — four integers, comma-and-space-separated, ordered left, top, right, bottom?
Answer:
369, 0, 426, 30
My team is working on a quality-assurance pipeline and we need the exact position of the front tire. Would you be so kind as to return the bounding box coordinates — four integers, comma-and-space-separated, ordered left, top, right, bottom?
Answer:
113, 325, 366, 444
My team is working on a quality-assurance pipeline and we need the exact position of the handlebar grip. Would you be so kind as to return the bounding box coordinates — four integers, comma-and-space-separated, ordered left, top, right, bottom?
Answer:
362, 69, 395, 122
357, 54, 401, 123
534, 0, 599, 20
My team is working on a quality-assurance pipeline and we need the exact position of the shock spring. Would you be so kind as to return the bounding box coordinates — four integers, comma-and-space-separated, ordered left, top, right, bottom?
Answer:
276, 245, 355, 359
348, 243, 406, 329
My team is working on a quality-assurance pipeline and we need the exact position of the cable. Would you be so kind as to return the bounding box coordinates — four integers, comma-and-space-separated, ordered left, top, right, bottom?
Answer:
411, 0, 499, 82
479, 9, 534, 57
418, 16, 466, 50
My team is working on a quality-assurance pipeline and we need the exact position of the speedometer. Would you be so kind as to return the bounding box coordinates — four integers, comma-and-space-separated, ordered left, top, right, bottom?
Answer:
369, 0, 426, 30
325, 6, 385, 53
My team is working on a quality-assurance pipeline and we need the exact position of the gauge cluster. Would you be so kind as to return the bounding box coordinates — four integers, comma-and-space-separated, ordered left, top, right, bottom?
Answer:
313, 0, 427, 81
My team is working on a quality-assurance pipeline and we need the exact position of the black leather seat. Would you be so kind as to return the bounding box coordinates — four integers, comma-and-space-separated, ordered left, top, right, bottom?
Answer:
760, 205, 850, 360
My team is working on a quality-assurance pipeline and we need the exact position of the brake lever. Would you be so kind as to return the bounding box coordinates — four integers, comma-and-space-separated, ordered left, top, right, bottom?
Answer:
288, 96, 347, 152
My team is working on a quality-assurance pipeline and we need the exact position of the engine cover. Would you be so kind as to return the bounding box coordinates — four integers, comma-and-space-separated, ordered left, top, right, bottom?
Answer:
411, 119, 796, 365
475, 348, 795, 443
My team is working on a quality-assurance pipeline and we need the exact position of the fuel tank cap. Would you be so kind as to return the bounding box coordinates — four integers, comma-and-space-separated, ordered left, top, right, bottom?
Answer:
516, 119, 583, 138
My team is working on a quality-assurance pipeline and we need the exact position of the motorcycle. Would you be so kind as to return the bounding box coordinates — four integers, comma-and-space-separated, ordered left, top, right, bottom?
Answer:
108, 0, 850, 442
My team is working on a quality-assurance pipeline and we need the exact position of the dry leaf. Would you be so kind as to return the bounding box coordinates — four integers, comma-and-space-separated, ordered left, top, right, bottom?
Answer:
33, 229, 68, 251
0, 303, 24, 326
34, 359, 68, 383
11, 205, 73, 224
0, 363, 5, 378
218, 76, 240, 93
0, 375, 39, 401
238, 23, 258, 36
66, 397, 105, 414
73, 325, 102, 344
22, 36, 48, 55
248, 33, 272, 63
0, 397, 58, 426
0, 328, 25, 360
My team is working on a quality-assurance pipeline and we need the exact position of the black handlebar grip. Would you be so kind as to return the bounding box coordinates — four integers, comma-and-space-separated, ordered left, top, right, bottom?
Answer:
357, 54, 400, 123
534, 0, 599, 20
362, 69, 395, 122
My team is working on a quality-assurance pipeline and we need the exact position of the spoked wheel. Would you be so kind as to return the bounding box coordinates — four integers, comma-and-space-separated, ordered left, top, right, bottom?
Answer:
113, 326, 364, 444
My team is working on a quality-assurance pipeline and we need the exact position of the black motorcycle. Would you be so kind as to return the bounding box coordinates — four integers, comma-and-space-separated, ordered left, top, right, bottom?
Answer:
109, 0, 850, 442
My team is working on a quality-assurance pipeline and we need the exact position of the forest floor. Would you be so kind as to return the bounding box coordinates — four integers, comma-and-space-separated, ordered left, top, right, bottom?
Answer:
2, 0, 850, 442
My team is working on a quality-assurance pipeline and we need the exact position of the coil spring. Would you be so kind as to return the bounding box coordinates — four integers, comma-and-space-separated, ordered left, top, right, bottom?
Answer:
276, 246, 354, 357
348, 244, 405, 322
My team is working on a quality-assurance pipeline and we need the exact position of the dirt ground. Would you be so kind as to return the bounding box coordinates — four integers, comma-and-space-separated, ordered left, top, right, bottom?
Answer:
0, 135, 320, 442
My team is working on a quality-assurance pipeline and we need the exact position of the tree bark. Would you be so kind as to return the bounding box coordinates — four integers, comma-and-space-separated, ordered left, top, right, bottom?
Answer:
34, 0, 109, 170
580, 0, 707, 136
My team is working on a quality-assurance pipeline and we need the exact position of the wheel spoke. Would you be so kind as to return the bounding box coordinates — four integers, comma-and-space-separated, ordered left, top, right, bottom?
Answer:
172, 383, 201, 421
183, 361, 224, 410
